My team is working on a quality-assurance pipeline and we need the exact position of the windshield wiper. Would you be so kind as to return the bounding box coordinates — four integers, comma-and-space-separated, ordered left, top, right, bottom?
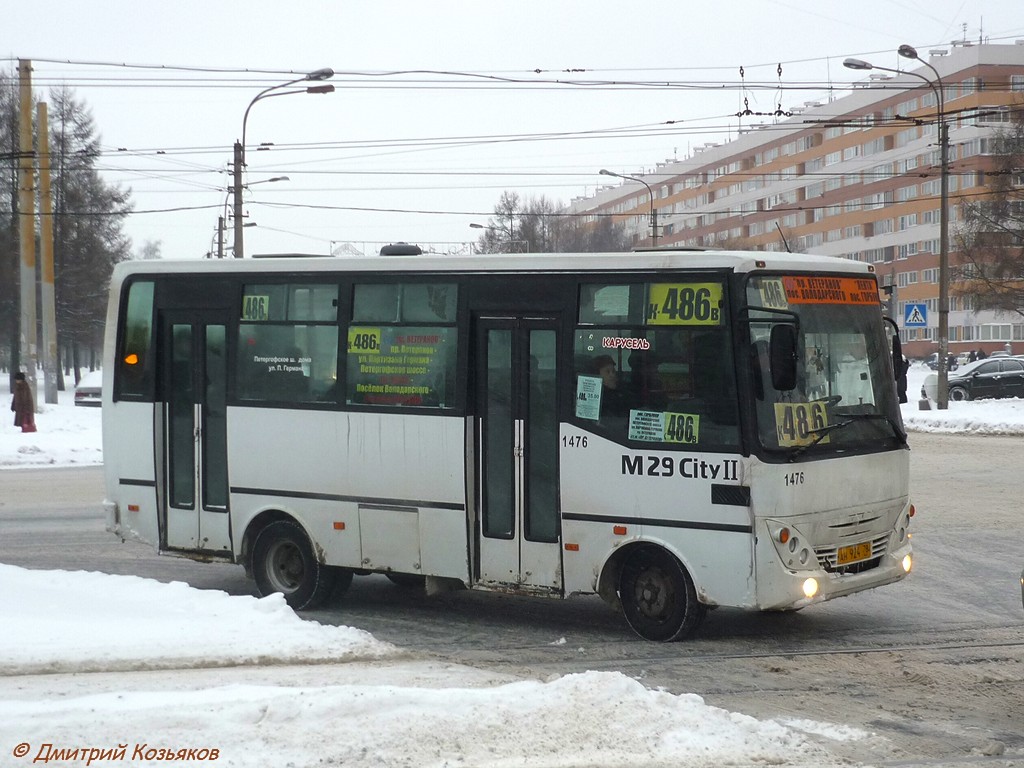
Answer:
788, 412, 907, 461
788, 420, 854, 461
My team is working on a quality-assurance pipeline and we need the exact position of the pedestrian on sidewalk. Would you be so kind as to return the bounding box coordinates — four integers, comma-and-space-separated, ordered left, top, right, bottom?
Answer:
11, 372, 36, 432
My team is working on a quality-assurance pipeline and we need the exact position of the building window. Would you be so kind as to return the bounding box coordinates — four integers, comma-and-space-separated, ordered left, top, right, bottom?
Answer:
897, 243, 918, 260
896, 185, 918, 202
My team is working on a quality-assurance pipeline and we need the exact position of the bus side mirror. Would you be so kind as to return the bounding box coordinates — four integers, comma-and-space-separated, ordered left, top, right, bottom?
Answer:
891, 332, 904, 381
769, 324, 798, 391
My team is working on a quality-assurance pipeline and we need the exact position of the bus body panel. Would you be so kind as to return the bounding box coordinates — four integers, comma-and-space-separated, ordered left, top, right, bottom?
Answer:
227, 409, 464, 506
559, 427, 756, 606
226, 408, 469, 579
103, 401, 160, 547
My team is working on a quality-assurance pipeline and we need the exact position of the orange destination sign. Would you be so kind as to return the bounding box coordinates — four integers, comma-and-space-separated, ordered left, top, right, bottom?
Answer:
782, 276, 879, 305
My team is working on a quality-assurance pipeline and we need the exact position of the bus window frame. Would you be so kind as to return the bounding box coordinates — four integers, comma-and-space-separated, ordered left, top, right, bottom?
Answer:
567, 271, 741, 453
113, 277, 157, 403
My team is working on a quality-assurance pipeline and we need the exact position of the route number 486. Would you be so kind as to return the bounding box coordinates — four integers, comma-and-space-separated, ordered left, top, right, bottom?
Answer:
775, 402, 828, 446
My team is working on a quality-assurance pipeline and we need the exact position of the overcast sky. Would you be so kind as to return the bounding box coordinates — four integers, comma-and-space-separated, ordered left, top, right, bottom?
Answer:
6, 0, 1024, 259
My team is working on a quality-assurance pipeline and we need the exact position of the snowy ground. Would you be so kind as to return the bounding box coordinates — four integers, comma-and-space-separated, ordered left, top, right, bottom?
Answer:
1, 365, 1018, 767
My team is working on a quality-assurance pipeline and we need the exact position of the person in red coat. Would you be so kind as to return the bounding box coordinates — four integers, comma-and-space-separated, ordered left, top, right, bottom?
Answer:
11, 372, 36, 432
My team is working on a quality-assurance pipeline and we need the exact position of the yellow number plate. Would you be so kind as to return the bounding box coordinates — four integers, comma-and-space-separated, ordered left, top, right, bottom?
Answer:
646, 283, 723, 326
837, 541, 873, 565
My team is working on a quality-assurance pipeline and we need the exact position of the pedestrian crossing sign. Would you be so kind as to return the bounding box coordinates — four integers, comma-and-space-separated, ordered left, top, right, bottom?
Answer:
904, 303, 928, 327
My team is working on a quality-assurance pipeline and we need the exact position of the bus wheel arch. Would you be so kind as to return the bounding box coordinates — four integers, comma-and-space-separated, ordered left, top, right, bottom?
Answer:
612, 543, 707, 642
248, 515, 336, 610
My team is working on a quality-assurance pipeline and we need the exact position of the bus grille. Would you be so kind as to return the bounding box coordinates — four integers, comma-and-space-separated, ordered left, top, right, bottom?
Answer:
814, 534, 889, 574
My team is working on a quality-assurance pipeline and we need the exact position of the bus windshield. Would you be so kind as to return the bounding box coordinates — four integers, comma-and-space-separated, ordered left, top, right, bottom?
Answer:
745, 274, 904, 456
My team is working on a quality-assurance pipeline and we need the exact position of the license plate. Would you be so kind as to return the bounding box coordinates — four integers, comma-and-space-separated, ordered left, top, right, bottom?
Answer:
837, 541, 873, 565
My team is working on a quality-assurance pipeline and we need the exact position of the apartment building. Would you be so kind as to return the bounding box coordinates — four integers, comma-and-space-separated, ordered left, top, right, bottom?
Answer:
569, 42, 1024, 358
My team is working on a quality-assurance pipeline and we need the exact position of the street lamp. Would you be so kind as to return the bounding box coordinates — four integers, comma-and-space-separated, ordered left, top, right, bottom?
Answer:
233, 68, 334, 259
844, 47, 950, 409
599, 168, 658, 246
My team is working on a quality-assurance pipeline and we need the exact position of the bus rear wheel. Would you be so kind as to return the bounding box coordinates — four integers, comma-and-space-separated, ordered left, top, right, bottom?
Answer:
252, 520, 335, 610
618, 547, 705, 641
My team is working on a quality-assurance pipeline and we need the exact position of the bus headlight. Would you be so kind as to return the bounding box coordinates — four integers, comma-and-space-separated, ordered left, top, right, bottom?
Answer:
902, 554, 913, 573
802, 578, 819, 599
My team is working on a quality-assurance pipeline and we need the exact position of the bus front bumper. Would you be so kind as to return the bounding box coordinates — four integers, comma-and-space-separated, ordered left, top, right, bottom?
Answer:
761, 541, 913, 611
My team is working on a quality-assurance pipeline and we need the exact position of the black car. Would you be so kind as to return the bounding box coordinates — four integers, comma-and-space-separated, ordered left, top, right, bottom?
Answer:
922, 357, 1024, 402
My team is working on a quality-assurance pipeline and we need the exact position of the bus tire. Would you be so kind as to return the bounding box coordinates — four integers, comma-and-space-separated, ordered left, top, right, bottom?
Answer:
328, 567, 355, 602
251, 520, 335, 610
618, 547, 706, 641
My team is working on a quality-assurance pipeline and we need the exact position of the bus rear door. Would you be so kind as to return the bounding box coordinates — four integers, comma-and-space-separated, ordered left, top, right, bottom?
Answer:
159, 310, 232, 555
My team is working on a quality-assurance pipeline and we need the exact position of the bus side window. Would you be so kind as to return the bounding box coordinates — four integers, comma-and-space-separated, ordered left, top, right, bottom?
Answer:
236, 324, 336, 405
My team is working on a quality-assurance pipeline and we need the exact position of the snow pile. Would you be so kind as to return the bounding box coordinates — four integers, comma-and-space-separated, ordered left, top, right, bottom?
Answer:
0, 564, 394, 675
0, 565, 849, 768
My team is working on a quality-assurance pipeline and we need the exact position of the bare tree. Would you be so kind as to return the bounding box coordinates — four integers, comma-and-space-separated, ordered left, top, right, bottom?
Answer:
138, 239, 162, 260
476, 191, 629, 253
49, 85, 133, 378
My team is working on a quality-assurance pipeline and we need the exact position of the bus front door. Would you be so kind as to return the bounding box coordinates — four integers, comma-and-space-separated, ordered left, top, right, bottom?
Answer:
475, 317, 562, 591
160, 312, 231, 555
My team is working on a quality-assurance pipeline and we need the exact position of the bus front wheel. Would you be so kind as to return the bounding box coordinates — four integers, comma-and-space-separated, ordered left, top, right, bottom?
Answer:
618, 547, 706, 641
251, 520, 335, 610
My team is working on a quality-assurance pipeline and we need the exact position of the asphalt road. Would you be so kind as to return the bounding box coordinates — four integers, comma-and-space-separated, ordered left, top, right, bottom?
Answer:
2, 432, 1023, 765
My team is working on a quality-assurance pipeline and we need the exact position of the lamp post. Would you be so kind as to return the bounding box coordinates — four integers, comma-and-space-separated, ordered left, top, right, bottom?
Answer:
599, 168, 658, 246
844, 48, 950, 409
233, 68, 334, 259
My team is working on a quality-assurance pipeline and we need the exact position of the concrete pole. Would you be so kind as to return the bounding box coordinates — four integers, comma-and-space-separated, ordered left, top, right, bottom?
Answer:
17, 60, 37, 403
232, 140, 244, 258
38, 102, 59, 403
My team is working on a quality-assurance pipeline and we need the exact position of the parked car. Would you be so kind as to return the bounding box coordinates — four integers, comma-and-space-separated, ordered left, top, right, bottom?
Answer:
74, 370, 103, 407
922, 357, 1024, 402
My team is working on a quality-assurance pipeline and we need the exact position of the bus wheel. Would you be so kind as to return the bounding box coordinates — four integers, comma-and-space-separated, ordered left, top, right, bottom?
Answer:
328, 567, 355, 603
618, 547, 705, 641
251, 520, 335, 610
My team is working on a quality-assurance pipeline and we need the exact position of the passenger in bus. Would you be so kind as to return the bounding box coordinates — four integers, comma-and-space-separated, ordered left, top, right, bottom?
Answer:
592, 354, 629, 417
627, 350, 666, 410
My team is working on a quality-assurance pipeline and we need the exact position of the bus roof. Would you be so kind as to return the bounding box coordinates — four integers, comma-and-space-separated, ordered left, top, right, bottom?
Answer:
112, 248, 876, 280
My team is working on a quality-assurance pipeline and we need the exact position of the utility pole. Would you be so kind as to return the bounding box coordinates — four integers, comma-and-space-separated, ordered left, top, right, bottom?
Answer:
38, 102, 59, 404
17, 59, 37, 402
232, 141, 244, 258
